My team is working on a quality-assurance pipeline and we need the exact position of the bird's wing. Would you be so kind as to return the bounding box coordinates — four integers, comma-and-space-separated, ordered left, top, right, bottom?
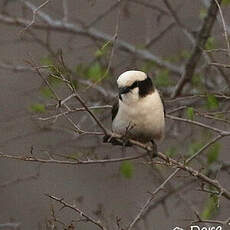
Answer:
111, 100, 119, 121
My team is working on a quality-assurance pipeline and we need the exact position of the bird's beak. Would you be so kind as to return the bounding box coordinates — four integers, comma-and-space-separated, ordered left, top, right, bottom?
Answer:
119, 87, 130, 95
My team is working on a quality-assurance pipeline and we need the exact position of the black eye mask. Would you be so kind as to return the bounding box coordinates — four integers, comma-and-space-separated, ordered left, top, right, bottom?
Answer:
118, 76, 154, 100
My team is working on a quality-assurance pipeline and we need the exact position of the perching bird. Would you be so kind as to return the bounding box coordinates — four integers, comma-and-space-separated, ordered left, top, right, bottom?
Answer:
111, 70, 165, 153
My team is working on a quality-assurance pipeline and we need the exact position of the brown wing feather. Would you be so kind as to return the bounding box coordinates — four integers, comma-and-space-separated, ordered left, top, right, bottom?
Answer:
112, 100, 119, 121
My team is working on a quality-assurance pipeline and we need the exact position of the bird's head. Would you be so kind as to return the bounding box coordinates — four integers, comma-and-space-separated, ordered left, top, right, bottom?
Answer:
117, 70, 154, 104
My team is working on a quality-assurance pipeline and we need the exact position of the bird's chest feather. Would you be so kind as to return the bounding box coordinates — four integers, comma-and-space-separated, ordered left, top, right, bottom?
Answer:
112, 92, 164, 134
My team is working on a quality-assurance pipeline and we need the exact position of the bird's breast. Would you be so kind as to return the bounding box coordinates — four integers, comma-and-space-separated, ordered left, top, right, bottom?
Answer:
112, 91, 165, 143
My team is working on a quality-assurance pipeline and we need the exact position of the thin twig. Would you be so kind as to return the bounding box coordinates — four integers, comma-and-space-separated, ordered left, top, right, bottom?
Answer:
46, 194, 108, 230
126, 130, 229, 229
62, 0, 68, 22
0, 223, 21, 230
213, 0, 230, 56
130, 0, 170, 16
19, 0, 53, 35
166, 114, 230, 135
127, 168, 179, 230
39, 105, 112, 121
0, 151, 148, 165
0, 9, 182, 74
87, 1, 120, 28
171, 0, 223, 98
145, 22, 175, 48
209, 62, 230, 68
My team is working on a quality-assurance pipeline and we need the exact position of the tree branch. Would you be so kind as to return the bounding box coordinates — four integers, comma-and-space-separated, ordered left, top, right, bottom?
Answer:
0, 3, 182, 74
171, 0, 223, 98
46, 194, 108, 230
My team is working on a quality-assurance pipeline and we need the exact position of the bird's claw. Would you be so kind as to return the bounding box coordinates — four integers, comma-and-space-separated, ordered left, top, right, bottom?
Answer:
103, 135, 132, 147
148, 140, 158, 159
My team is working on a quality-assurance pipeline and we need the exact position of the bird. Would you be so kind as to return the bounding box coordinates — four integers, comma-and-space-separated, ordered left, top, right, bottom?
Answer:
110, 70, 165, 155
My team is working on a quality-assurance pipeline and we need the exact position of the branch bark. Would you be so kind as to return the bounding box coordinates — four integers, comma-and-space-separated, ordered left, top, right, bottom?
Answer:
171, 0, 223, 98
0, 3, 182, 74
46, 194, 108, 230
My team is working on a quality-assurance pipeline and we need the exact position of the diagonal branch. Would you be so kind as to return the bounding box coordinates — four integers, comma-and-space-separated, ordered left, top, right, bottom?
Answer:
127, 133, 230, 229
171, 0, 223, 98
46, 194, 108, 230
19, 0, 53, 35
0, 2, 182, 74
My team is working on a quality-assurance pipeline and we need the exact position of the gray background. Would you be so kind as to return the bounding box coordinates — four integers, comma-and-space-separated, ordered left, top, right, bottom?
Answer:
0, 0, 230, 229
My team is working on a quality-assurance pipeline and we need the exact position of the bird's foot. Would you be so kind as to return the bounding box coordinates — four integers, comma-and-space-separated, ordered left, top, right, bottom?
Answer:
103, 134, 132, 147
148, 140, 158, 159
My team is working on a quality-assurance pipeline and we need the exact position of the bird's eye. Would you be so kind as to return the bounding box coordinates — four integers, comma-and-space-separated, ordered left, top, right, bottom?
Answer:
129, 81, 138, 89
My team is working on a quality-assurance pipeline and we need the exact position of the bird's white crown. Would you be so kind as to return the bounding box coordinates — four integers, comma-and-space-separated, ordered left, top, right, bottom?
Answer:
117, 70, 147, 88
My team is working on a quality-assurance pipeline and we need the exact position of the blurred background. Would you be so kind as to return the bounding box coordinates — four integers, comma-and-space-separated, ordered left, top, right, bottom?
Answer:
0, 0, 230, 229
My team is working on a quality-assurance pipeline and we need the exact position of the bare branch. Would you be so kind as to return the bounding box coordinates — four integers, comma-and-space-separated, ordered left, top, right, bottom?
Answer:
145, 22, 175, 48
171, 0, 223, 98
0, 9, 182, 74
19, 0, 53, 34
209, 62, 230, 68
127, 168, 180, 230
0, 223, 20, 230
213, 0, 230, 56
130, 0, 170, 17
38, 105, 112, 121
166, 114, 230, 135
46, 194, 108, 230
163, 0, 194, 41
62, 0, 68, 23
126, 129, 229, 229
0, 151, 148, 165
192, 217, 230, 226
87, 1, 120, 28
71, 89, 109, 135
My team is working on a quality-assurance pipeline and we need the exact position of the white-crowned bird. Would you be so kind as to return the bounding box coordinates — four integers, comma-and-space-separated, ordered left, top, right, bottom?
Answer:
110, 70, 165, 156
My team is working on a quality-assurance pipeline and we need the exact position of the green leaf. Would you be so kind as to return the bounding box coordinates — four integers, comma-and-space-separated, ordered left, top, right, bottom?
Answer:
187, 141, 204, 157
30, 103, 46, 113
186, 107, 195, 120
207, 143, 220, 165
87, 62, 109, 81
95, 49, 104, 58
201, 194, 219, 219
65, 153, 81, 160
95, 41, 111, 58
95, 42, 110, 58
120, 161, 134, 179
155, 69, 172, 87
180, 50, 191, 60
140, 61, 156, 73
200, 8, 207, 19
40, 56, 53, 66
223, 0, 230, 5
205, 37, 216, 50
191, 74, 203, 89
87, 62, 102, 79
40, 86, 54, 99
70, 79, 78, 90
76, 62, 108, 81
206, 94, 219, 110
47, 74, 63, 85
166, 146, 177, 157
40, 56, 62, 76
